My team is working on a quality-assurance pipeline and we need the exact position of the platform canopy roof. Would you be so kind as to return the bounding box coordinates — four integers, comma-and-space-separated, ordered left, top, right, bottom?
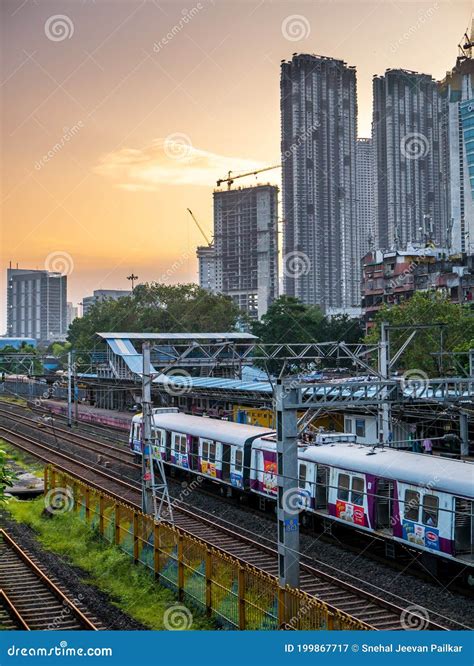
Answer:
97, 332, 257, 341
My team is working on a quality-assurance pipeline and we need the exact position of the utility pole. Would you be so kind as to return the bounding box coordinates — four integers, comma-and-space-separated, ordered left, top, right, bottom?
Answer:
275, 380, 300, 591
127, 273, 138, 291
141, 343, 174, 522
378, 322, 392, 445
67, 352, 72, 428
459, 411, 469, 458
73, 351, 79, 425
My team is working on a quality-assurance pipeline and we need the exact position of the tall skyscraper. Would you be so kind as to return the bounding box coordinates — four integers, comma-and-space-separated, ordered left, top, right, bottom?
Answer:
373, 69, 448, 250
439, 35, 474, 254
356, 138, 376, 256
6, 268, 67, 343
213, 184, 279, 319
281, 53, 359, 312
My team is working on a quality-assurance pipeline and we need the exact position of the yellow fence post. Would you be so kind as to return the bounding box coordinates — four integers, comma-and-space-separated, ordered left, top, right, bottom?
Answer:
205, 548, 212, 616
327, 612, 334, 630
153, 522, 160, 579
99, 494, 104, 535
85, 487, 90, 522
177, 534, 184, 601
50, 468, 56, 491
133, 512, 139, 563
114, 504, 120, 546
278, 587, 287, 629
238, 566, 246, 630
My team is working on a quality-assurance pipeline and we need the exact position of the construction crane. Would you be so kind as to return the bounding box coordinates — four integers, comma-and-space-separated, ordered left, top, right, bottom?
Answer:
187, 208, 212, 247
216, 164, 281, 190
458, 19, 473, 62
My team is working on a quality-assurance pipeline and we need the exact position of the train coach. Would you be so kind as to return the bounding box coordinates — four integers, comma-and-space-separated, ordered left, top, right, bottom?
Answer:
129, 409, 474, 584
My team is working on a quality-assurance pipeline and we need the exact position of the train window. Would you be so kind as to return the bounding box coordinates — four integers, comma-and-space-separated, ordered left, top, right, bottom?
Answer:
422, 495, 439, 527
299, 464, 307, 487
404, 490, 420, 522
351, 477, 364, 506
202, 440, 209, 460
235, 449, 243, 472
337, 474, 350, 502
209, 442, 216, 463
175, 434, 187, 454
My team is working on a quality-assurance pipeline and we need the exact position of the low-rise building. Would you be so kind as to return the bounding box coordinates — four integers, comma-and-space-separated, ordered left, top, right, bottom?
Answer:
361, 247, 474, 328
82, 289, 131, 316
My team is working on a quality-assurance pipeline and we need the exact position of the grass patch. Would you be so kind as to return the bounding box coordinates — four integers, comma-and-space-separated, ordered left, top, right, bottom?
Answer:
0, 396, 27, 407
8, 498, 215, 630
0, 440, 44, 478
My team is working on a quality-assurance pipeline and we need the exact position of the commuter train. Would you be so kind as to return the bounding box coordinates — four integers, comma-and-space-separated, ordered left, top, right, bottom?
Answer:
129, 409, 474, 584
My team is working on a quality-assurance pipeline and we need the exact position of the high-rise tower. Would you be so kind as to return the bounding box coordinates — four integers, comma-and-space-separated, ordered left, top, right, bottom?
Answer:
373, 69, 448, 250
281, 53, 359, 311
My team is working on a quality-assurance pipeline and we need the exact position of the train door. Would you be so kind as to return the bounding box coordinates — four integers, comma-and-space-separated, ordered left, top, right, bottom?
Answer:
165, 430, 172, 461
315, 465, 329, 511
375, 478, 394, 533
221, 444, 231, 483
454, 498, 473, 559
190, 436, 199, 471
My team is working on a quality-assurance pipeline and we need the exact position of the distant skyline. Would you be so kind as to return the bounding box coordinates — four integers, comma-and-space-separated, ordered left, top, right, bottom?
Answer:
1, 0, 472, 332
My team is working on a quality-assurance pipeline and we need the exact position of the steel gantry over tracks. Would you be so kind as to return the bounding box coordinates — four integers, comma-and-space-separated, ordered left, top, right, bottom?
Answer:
274, 374, 474, 590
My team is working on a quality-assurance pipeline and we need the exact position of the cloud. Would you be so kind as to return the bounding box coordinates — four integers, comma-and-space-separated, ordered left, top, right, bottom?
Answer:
94, 138, 268, 190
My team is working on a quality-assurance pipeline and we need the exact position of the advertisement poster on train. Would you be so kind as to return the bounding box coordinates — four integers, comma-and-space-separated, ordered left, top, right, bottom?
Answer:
263, 456, 277, 494
336, 500, 365, 525
402, 521, 440, 551
201, 460, 217, 477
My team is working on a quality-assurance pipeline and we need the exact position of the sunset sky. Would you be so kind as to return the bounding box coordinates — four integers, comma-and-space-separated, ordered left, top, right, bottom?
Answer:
1, 0, 472, 331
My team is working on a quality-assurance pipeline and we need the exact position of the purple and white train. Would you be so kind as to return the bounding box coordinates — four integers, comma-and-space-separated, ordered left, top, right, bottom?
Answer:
130, 409, 474, 583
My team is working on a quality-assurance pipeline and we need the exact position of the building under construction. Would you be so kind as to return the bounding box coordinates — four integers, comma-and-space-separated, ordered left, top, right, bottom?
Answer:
198, 184, 279, 319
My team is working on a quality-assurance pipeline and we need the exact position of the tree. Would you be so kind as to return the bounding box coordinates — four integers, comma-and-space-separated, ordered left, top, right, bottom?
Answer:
0, 344, 43, 376
67, 283, 240, 350
251, 296, 363, 374
365, 292, 474, 376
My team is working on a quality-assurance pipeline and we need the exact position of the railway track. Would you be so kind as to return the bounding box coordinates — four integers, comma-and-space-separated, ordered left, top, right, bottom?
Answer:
0, 424, 457, 631
0, 529, 99, 630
